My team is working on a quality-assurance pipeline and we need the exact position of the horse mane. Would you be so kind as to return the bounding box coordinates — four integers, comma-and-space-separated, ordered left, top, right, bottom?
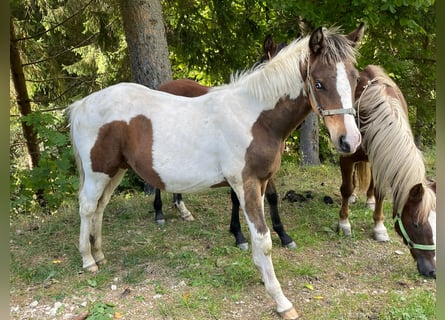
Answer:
315, 26, 359, 65
213, 26, 358, 106
357, 83, 435, 223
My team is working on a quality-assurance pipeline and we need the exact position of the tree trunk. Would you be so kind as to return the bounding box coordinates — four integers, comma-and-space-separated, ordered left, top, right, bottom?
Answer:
119, 0, 173, 193
119, 0, 172, 89
10, 18, 40, 169
10, 18, 46, 207
299, 112, 320, 165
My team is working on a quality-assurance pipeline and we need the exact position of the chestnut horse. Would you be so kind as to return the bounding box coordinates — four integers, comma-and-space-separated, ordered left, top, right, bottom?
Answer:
338, 65, 436, 278
69, 25, 364, 319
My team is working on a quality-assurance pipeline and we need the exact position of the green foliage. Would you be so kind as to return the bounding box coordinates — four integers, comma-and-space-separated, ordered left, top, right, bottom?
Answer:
87, 301, 116, 320
10, 110, 78, 216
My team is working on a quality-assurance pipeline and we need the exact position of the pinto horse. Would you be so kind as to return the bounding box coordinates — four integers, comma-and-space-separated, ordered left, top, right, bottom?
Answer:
337, 65, 436, 278
155, 36, 296, 250
69, 25, 364, 319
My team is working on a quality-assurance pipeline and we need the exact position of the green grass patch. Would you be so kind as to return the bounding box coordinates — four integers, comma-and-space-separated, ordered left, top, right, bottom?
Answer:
10, 159, 436, 319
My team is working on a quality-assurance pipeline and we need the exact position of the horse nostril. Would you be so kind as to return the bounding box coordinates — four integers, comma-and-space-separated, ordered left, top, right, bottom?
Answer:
430, 270, 436, 279
339, 135, 351, 153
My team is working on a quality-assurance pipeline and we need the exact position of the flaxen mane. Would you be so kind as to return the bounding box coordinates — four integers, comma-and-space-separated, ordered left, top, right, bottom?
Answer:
357, 83, 435, 223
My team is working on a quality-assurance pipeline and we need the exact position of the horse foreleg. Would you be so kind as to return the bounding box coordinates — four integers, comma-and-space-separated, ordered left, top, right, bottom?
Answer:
173, 193, 194, 221
372, 193, 389, 242
338, 157, 354, 236
266, 179, 296, 249
237, 180, 297, 319
229, 188, 249, 250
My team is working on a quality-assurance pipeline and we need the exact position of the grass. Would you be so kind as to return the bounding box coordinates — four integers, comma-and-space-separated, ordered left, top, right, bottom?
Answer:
10, 150, 436, 319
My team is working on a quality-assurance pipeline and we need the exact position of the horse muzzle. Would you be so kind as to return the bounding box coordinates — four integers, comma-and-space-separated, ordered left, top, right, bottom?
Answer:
417, 255, 436, 278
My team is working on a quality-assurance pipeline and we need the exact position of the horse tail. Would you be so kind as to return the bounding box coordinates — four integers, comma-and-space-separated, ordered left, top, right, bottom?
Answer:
354, 161, 371, 193
66, 101, 85, 192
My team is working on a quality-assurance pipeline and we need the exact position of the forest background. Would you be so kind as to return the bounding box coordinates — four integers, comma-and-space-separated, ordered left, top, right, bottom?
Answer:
10, 0, 436, 216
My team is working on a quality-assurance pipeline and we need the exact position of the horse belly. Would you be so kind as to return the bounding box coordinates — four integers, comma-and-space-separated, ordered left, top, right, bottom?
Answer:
152, 147, 225, 193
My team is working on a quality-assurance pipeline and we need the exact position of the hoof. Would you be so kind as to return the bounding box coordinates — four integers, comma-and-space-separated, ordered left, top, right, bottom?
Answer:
156, 219, 166, 225
182, 214, 195, 221
284, 241, 297, 249
374, 232, 390, 242
84, 264, 99, 273
237, 242, 249, 251
337, 220, 352, 236
279, 307, 299, 319
366, 202, 376, 210
348, 193, 357, 204
373, 223, 389, 242
97, 258, 107, 266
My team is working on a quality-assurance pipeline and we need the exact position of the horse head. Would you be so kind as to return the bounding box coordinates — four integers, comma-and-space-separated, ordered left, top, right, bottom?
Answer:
394, 182, 436, 278
306, 23, 365, 155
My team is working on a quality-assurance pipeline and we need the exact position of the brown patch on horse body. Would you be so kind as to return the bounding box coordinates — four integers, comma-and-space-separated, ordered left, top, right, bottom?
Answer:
90, 115, 165, 189
210, 181, 230, 188
158, 79, 209, 97
241, 95, 311, 233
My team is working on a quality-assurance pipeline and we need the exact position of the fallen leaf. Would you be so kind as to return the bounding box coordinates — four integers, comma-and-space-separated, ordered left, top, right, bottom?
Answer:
313, 296, 324, 300
304, 284, 314, 290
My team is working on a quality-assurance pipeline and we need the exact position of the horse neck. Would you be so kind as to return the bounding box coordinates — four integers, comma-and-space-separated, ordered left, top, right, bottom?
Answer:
231, 38, 309, 110
262, 95, 312, 140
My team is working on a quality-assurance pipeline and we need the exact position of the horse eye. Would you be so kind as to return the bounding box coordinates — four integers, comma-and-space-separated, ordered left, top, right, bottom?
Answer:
314, 81, 323, 90
357, 76, 361, 83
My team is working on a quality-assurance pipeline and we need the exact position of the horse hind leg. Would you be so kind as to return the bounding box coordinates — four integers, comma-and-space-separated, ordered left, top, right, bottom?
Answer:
78, 172, 113, 272
90, 169, 127, 266
173, 193, 194, 221
154, 189, 165, 225
365, 175, 376, 210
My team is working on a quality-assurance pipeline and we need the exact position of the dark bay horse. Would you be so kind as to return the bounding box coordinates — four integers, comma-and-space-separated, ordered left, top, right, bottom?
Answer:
69, 25, 364, 319
338, 65, 436, 278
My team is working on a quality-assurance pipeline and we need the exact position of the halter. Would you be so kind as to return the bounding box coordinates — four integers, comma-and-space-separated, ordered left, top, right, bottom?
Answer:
306, 63, 356, 118
355, 78, 382, 131
394, 212, 436, 251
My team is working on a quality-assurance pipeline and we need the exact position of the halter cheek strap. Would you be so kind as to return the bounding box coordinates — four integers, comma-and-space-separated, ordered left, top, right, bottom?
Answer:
306, 63, 356, 118
394, 212, 436, 251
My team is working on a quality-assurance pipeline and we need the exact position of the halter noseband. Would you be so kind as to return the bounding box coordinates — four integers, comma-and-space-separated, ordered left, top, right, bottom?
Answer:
394, 212, 436, 251
306, 63, 356, 118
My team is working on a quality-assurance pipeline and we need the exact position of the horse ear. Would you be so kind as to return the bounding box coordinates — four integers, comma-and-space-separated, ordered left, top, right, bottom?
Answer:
263, 35, 277, 57
346, 22, 365, 47
309, 26, 324, 55
427, 179, 436, 193
408, 183, 425, 202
